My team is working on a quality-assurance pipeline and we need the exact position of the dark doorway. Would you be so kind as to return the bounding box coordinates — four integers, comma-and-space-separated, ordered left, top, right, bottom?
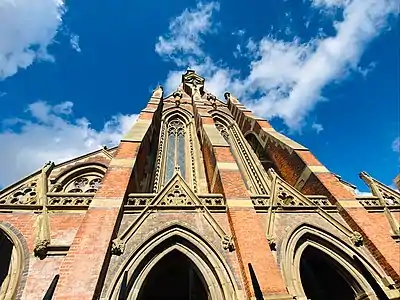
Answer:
0, 231, 13, 290
300, 246, 357, 300
138, 250, 209, 300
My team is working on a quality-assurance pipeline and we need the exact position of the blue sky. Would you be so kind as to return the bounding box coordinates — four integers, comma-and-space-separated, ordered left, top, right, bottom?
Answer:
0, 0, 398, 192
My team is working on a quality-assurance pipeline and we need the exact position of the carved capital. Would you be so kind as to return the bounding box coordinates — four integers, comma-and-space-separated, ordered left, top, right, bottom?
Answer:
350, 231, 363, 247
222, 235, 235, 252
34, 239, 50, 259
111, 238, 125, 256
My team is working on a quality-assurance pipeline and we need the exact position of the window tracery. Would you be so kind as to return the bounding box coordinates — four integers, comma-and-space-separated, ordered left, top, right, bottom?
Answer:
63, 175, 102, 193
164, 119, 187, 183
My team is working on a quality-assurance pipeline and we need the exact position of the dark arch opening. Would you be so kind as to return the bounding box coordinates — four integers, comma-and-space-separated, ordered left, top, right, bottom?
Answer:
137, 250, 209, 300
0, 230, 13, 291
300, 246, 359, 300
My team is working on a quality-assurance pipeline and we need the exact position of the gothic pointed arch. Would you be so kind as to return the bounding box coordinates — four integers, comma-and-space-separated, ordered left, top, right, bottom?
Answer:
245, 132, 278, 175
281, 224, 390, 300
106, 224, 239, 300
211, 112, 271, 195
0, 223, 29, 300
153, 108, 202, 193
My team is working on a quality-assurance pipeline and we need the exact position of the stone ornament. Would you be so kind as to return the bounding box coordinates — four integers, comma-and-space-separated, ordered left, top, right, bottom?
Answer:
350, 231, 363, 247
222, 235, 235, 252
111, 238, 126, 256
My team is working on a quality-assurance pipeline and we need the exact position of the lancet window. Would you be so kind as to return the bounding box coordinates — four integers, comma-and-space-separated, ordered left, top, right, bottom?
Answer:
164, 119, 187, 183
214, 117, 270, 195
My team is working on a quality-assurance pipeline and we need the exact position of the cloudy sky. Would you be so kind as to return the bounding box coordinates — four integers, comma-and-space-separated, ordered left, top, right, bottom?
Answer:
0, 0, 398, 191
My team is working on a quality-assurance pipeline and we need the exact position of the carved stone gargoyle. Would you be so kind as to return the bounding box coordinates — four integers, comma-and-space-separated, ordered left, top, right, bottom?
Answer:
111, 238, 126, 256
222, 235, 235, 252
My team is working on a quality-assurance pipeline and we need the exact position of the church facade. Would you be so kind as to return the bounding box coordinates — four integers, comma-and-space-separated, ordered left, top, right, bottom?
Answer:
0, 70, 399, 300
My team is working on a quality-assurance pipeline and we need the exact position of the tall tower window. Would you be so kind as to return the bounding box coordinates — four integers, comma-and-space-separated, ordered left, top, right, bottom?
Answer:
165, 119, 186, 183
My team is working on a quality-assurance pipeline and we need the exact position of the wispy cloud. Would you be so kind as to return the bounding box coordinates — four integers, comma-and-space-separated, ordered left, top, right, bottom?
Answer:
0, 0, 67, 79
70, 34, 81, 53
156, 0, 397, 130
155, 1, 220, 66
0, 101, 137, 186
392, 137, 400, 152
312, 122, 324, 134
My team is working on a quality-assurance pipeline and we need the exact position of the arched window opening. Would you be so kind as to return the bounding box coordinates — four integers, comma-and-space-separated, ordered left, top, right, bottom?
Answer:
63, 174, 102, 193
0, 227, 26, 300
283, 226, 389, 300
300, 246, 358, 300
0, 231, 13, 297
214, 118, 269, 194
245, 134, 276, 172
165, 119, 187, 183
137, 250, 209, 300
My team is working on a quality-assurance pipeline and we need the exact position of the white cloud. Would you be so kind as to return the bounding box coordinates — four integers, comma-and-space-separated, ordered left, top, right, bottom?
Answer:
392, 137, 400, 152
156, 0, 397, 130
0, 101, 138, 187
354, 188, 373, 196
311, 122, 324, 133
155, 1, 220, 65
70, 34, 81, 53
0, 0, 66, 79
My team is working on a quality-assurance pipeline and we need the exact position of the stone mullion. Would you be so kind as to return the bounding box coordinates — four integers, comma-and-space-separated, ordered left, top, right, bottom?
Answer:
198, 113, 289, 299
54, 90, 162, 300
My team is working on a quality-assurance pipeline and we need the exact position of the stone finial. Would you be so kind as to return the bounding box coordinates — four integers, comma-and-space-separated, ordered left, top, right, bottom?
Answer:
224, 92, 231, 101
152, 85, 163, 98
359, 171, 374, 185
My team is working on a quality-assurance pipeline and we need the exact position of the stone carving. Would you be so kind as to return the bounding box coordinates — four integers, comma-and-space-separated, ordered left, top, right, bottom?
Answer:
159, 184, 194, 206
266, 235, 276, 250
111, 238, 125, 256
350, 231, 363, 247
187, 123, 198, 193
276, 185, 304, 206
0, 179, 39, 205
153, 122, 167, 192
47, 195, 93, 206
222, 235, 235, 252
34, 239, 50, 259
357, 197, 381, 207
64, 176, 102, 193
126, 195, 154, 206
173, 90, 183, 107
34, 209, 51, 259
199, 195, 224, 206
